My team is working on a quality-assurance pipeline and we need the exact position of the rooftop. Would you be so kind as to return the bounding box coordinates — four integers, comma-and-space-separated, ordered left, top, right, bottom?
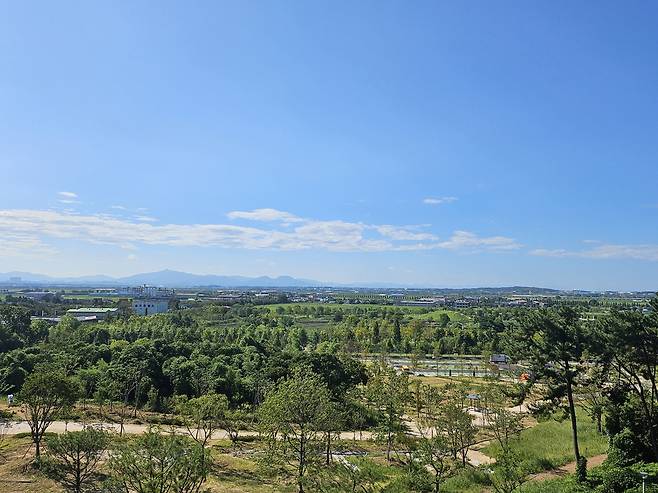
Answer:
67, 307, 118, 313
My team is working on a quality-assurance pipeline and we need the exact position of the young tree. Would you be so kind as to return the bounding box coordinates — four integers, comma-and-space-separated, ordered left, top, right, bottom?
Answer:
220, 406, 251, 449
177, 393, 228, 480
440, 402, 477, 466
177, 393, 228, 446
365, 364, 409, 461
579, 365, 609, 435
259, 369, 334, 493
45, 427, 109, 493
19, 368, 79, 460
109, 427, 208, 493
487, 406, 524, 454
411, 383, 465, 491
318, 401, 344, 465
488, 450, 531, 493
415, 434, 456, 493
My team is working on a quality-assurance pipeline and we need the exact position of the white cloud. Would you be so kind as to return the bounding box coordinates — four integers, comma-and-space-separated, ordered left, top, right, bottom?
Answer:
134, 215, 158, 222
529, 248, 572, 258
531, 244, 658, 262
375, 225, 438, 241
227, 208, 304, 223
423, 196, 458, 205
0, 233, 57, 257
57, 191, 80, 204
0, 208, 519, 255
111, 205, 127, 210
438, 231, 522, 251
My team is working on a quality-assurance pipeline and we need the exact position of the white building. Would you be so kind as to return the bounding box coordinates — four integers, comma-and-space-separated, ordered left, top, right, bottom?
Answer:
132, 299, 169, 316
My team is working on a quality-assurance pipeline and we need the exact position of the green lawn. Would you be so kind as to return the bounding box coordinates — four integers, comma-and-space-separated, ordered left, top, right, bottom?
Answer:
483, 409, 609, 473
517, 478, 592, 493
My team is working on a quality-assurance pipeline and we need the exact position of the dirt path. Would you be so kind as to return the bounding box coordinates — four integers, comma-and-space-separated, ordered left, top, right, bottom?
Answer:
466, 447, 495, 466
3, 420, 605, 481
2, 420, 373, 441
530, 454, 608, 481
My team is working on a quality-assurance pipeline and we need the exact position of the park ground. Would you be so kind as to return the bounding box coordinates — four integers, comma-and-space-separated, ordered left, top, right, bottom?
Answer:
0, 385, 609, 493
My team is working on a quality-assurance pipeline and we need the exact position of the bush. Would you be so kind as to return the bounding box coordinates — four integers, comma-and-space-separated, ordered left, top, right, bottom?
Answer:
608, 428, 642, 467
600, 467, 639, 493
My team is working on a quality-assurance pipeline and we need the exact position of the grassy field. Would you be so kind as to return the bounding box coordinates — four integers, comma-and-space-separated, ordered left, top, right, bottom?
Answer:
517, 478, 589, 493
0, 436, 62, 493
482, 409, 609, 473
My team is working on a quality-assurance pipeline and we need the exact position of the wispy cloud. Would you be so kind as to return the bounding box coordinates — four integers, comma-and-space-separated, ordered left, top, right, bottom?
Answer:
227, 208, 303, 223
375, 225, 438, 241
0, 232, 57, 257
134, 215, 158, 222
57, 191, 80, 204
531, 244, 658, 262
0, 208, 520, 255
438, 231, 522, 251
423, 196, 458, 205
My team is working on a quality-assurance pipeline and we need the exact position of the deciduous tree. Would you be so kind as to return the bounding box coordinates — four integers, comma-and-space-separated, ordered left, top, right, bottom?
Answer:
259, 369, 333, 493
365, 364, 409, 461
19, 368, 79, 460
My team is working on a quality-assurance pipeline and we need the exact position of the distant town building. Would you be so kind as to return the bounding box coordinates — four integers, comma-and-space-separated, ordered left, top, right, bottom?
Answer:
67, 307, 119, 320
132, 299, 169, 316
489, 353, 510, 365
399, 297, 447, 307
118, 285, 175, 298
32, 315, 99, 324
22, 291, 54, 300
91, 288, 118, 296
453, 298, 477, 308
210, 293, 245, 303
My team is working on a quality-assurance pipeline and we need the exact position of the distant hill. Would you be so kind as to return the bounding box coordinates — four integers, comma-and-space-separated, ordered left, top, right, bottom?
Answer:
115, 270, 320, 287
0, 269, 322, 288
0, 270, 634, 293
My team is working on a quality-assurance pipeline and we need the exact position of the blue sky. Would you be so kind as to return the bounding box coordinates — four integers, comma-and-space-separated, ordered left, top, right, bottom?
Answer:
1, 1, 658, 290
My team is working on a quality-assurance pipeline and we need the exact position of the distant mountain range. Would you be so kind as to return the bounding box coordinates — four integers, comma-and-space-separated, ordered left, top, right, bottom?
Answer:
0, 269, 321, 288
0, 270, 642, 293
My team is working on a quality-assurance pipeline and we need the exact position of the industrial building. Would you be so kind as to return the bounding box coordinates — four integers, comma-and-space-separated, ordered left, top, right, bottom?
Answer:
132, 299, 169, 316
